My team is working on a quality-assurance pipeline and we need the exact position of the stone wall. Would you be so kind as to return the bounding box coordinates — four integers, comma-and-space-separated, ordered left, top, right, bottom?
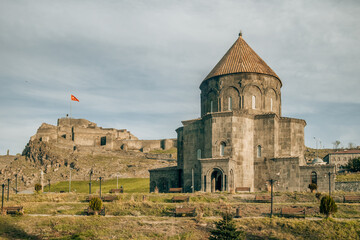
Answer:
300, 165, 335, 192
149, 166, 180, 193
335, 181, 360, 192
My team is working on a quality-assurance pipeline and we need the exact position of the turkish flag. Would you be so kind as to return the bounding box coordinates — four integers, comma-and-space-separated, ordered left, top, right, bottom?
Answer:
71, 94, 79, 102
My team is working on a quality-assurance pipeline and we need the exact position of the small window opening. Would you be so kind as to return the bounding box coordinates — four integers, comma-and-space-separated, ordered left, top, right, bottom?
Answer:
197, 149, 201, 160
270, 98, 273, 111
100, 136, 106, 146
210, 101, 214, 113
252, 96, 256, 109
220, 142, 225, 156
228, 97, 232, 111
311, 171, 317, 185
257, 145, 262, 157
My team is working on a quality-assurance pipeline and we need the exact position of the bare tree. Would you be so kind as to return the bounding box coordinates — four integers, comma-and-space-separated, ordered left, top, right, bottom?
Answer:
348, 142, 356, 149
332, 140, 341, 149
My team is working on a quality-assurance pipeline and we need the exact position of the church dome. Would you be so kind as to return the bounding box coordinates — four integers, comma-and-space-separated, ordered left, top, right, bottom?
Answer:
312, 157, 326, 165
203, 33, 280, 83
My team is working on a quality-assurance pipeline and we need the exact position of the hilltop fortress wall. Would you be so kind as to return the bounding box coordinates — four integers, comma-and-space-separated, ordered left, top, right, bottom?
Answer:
30, 118, 176, 153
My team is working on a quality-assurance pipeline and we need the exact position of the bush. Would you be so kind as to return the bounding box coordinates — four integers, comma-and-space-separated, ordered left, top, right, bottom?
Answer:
34, 183, 42, 193
315, 192, 322, 200
346, 158, 360, 172
89, 197, 103, 212
308, 183, 317, 192
320, 195, 337, 218
209, 213, 245, 240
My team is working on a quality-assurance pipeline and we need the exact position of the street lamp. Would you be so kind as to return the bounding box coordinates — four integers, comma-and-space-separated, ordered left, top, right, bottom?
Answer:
1, 184, 4, 210
15, 174, 18, 194
48, 179, 51, 193
267, 179, 278, 218
89, 169, 93, 195
326, 172, 335, 197
99, 177, 103, 198
7, 179, 10, 201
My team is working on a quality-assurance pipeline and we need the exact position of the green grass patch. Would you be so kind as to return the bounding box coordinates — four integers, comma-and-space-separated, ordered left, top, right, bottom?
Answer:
50, 178, 149, 194
336, 172, 360, 182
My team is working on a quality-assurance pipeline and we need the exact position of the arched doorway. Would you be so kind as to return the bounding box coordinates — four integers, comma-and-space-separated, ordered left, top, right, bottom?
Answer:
211, 169, 223, 192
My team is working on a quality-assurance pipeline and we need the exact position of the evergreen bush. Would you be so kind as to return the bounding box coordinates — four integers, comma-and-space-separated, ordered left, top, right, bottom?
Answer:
320, 195, 337, 218
209, 213, 245, 240
308, 183, 317, 192
89, 197, 103, 212
34, 183, 42, 193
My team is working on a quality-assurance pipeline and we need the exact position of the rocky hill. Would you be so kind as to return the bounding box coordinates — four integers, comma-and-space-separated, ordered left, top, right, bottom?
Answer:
0, 118, 177, 191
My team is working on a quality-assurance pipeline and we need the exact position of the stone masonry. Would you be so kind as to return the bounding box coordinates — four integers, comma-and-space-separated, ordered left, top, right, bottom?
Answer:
149, 33, 335, 193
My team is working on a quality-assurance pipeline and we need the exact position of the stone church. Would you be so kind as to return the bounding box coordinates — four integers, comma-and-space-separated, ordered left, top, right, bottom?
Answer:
149, 33, 335, 193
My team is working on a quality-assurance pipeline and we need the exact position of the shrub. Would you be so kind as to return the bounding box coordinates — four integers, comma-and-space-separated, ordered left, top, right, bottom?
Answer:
308, 183, 317, 192
346, 158, 360, 172
209, 213, 245, 240
320, 195, 337, 218
89, 197, 103, 212
315, 192, 322, 200
35, 183, 42, 193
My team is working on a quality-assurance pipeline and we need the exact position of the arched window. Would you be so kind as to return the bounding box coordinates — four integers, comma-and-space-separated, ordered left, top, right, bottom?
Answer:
257, 145, 262, 157
228, 97, 232, 111
252, 96, 256, 109
210, 101, 214, 113
270, 98, 273, 111
311, 171, 317, 185
220, 142, 225, 156
197, 149, 201, 160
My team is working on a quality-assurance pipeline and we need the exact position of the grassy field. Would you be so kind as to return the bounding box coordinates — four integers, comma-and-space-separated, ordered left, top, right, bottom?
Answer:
48, 178, 149, 194
1, 191, 360, 239
336, 172, 360, 182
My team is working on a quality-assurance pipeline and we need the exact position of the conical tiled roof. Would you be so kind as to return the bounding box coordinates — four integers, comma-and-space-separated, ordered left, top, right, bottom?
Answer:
204, 34, 279, 81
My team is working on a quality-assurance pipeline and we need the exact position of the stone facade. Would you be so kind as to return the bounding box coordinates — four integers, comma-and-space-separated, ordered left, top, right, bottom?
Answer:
149, 33, 335, 193
323, 150, 360, 172
31, 118, 176, 153
335, 181, 360, 192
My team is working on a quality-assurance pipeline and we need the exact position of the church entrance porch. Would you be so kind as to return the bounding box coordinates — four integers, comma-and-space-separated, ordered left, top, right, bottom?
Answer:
211, 169, 223, 192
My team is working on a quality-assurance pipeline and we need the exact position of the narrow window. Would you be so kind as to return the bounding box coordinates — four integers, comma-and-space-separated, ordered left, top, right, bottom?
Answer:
101, 136, 106, 146
228, 97, 232, 111
197, 149, 201, 160
210, 101, 213, 113
220, 142, 225, 156
204, 175, 206, 191
257, 145, 262, 157
270, 98, 273, 111
252, 96, 256, 109
311, 171, 317, 185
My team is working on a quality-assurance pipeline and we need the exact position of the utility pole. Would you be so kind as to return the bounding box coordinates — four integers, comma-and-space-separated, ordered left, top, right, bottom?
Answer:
99, 177, 103, 198
48, 179, 51, 193
15, 174, 18, 194
7, 179, 10, 201
1, 184, 4, 210
89, 169, 93, 195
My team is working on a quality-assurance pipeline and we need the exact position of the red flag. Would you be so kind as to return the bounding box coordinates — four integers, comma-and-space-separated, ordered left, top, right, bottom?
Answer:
71, 94, 79, 102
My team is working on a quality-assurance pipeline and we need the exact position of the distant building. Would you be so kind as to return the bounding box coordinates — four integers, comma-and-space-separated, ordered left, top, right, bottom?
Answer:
150, 33, 335, 193
324, 150, 360, 172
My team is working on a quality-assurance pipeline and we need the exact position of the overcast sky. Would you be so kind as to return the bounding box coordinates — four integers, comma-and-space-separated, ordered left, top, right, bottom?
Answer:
1, 0, 359, 155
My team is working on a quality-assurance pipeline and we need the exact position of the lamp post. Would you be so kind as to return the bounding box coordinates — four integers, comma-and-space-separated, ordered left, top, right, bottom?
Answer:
89, 169, 93, 195
267, 179, 278, 218
48, 179, 51, 193
15, 174, 18, 194
7, 179, 10, 201
327, 172, 333, 197
1, 184, 4, 210
99, 177, 103, 198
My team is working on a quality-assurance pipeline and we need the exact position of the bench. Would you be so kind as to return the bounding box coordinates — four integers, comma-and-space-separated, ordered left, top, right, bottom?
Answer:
85, 207, 106, 216
169, 188, 183, 193
172, 196, 190, 203
254, 195, 271, 203
343, 195, 360, 203
101, 195, 118, 202
86, 195, 117, 202
2, 206, 24, 215
110, 188, 123, 193
174, 207, 196, 217
281, 207, 306, 218
235, 187, 250, 193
